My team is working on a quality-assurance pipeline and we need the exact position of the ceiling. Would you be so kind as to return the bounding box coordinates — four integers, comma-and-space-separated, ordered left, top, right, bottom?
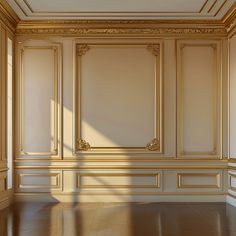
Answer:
6, 0, 236, 20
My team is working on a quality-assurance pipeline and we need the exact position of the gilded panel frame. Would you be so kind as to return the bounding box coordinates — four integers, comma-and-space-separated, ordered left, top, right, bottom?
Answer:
176, 40, 222, 159
17, 40, 62, 159
73, 40, 163, 155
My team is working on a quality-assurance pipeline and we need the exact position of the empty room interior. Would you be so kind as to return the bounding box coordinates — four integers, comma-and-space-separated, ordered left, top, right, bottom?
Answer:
2, 0, 236, 235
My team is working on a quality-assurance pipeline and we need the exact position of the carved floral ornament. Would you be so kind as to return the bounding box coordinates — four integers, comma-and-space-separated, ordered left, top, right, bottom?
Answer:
146, 138, 160, 151
77, 139, 91, 151
147, 44, 160, 56
76, 44, 90, 56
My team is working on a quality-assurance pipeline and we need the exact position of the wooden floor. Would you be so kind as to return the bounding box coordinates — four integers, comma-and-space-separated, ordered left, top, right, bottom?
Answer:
0, 202, 236, 236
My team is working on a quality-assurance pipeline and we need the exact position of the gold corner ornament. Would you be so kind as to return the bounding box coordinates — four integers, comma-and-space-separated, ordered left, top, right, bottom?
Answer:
77, 139, 91, 151
76, 44, 90, 56
146, 138, 160, 151
147, 44, 160, 56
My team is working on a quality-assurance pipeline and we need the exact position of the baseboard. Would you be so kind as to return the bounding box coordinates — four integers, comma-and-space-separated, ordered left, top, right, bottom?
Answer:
14, 193, 226, 203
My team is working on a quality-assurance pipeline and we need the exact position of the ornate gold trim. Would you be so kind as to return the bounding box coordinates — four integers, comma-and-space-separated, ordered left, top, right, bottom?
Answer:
146, 138, 160, 151
77, 139, 91, 151
0, 0, 19, 31
14, 165, 228, 170
76, 44, 90, 56
15, 27, 227, 36
147, 44, 160, 56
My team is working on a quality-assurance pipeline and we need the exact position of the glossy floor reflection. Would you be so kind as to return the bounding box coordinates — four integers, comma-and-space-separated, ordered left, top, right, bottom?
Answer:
0, 202, 236, 236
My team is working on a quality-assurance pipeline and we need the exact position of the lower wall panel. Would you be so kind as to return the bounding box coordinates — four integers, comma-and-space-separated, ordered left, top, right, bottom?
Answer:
227, 170, 236, 207
14, 168, 228, 202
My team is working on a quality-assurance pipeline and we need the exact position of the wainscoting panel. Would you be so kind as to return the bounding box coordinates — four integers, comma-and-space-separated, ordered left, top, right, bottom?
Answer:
63, 170, 162, 193
15, 169, 62, 192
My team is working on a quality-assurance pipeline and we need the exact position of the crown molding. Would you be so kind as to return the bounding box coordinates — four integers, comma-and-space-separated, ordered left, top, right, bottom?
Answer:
15, 20, 227, 37
222, 2, 236, 35
0, 0, 20, 31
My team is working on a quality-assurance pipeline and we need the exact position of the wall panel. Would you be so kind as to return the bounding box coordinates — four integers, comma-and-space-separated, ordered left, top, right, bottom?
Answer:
177, 40, 222, 159
73, 39, 163, 155
16, 40, 62, 159
15, 169, 62, 192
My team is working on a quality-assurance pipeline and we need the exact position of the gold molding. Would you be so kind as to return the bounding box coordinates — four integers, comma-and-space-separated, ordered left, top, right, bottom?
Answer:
177, 173, 222, 189
77, 173, 161, 189
146, 138, 160, 151
76, 44, 90, 56
77, 139, 91, 151
16, 172, 61, 190
15, 26, 227, 36
14, 165, 228, 170
177, 40, 222, 159
0, 0, 19, 31
19, 45, 61, 157
14, 191, 227, 196
73, 41, 163, 154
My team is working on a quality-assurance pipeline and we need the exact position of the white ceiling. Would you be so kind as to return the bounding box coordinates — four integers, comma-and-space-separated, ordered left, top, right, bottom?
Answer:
6, 0, 236, 20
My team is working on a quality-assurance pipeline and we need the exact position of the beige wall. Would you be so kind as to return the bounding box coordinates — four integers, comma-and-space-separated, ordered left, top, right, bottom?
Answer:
13, 35, 230, 202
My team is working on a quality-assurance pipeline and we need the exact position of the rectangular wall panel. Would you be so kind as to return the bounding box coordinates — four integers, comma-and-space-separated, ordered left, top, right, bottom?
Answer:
177, 173, 221, 188
15, 170, 62, 192
17, 41, 62, 159
164, 170, 224, 193
177, 40, 222, 159
74, 39, 163, 155
63, 170, 162, 193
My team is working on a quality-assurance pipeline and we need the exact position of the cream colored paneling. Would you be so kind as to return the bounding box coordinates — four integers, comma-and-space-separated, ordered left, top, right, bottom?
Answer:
164, 170, 225, 192
15, 169, 62, 192
63, 169, 162, 193
177, 40, 222, 159
74, 38, 163, 155
229, 34, 236, 158
16, 39, 62, 159
177, 173, 221, 188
